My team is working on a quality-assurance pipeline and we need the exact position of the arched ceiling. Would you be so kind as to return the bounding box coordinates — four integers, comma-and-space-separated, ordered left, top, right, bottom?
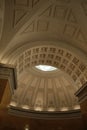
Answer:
0, 0, 87, 60
0, 0, 87, 114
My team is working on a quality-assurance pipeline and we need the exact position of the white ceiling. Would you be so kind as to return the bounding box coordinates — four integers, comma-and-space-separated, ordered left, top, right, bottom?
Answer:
0, 0, 87, 61
0, 0, 87, 112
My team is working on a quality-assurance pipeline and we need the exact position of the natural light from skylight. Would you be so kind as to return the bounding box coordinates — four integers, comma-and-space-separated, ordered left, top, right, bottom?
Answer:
35, 65, 57, 71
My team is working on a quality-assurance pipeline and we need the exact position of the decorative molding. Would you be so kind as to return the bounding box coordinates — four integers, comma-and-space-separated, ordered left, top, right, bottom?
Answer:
39, 5, 52, 17
32, 0, 40, 8
76, 29, 87, 42
23, 21, 35, 33
67, 9, 77, 23
13, 9, 27, 26
8, 106, 81, 119
54, 5, 68, 20
14, 0, 29, 7
37, 20, 49, 31
63, 24, 77, 37
13, 0, 41, 27
56, 0, 70, 3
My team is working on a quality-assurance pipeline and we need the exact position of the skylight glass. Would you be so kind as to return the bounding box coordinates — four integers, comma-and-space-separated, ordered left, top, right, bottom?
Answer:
35, 65, 57, 71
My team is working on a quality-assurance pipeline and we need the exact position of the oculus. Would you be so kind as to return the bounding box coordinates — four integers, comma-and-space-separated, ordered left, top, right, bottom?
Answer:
35, 65, 57, 71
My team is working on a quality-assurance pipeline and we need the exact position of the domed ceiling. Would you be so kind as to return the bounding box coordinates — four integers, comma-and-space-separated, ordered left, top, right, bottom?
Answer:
0, 0, 87, 115
10, 45, 87, 112
11, 66, 80, 112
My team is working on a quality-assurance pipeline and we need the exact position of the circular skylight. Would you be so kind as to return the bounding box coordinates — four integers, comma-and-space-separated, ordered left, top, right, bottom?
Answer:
35, 65, 57, 71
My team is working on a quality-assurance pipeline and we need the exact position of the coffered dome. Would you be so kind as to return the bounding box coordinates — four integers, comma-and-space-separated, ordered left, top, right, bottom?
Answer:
9, 45, 87, 114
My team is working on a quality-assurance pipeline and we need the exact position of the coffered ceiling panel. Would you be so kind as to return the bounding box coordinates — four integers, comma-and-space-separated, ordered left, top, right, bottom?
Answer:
0, 0, 46, 55
1, 0, 87, 60
13, 45, 87, 88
